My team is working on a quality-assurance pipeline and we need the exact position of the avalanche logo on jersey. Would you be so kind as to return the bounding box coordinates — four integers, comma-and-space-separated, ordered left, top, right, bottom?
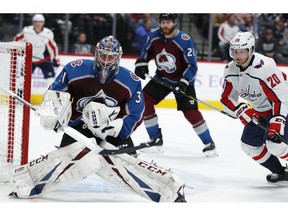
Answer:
156, 49, 176, 73
76, 89, 118, 112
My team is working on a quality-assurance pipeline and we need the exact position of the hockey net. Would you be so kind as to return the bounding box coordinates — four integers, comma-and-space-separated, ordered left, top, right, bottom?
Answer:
0, 42, 32, 183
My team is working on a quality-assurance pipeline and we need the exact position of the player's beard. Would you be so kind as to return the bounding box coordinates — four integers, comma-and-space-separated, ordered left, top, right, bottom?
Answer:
162, 26, 176, 36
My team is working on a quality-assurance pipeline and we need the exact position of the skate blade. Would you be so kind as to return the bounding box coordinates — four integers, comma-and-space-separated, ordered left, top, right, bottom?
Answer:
267, 181, 288, 186
140, 146, 164, 153
204, 149, 218, 157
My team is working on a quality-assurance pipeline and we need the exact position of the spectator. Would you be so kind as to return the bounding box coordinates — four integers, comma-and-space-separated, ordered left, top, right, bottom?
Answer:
71, 32, 93, 54
256, 28, 285, 64
211, 14, 227, 57
137, 14, 158, 29
116, 14, 136, 55
134, 18, 152, 54
217, 14, 240, 62
271, 15, 288, 58
0, 18, 5, 41
281, 21, 288, 57
239, 14, 260, 45
14, 14, 60, 86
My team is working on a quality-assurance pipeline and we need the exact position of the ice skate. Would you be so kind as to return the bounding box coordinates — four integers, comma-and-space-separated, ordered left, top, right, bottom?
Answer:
174, 192, 186, 202
202, 142, 218, 157
139, 137, 164, 153
266, 169, 288, 183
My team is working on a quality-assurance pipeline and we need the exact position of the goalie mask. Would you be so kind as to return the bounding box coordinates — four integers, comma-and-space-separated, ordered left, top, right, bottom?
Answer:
94, 35, 123, 84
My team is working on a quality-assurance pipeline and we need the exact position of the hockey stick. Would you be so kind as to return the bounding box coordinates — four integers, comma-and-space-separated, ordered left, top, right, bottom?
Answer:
145, 74, 288, 145
32, 55, 66, 67
145, 74, 236, 119
0, 87, 149, 155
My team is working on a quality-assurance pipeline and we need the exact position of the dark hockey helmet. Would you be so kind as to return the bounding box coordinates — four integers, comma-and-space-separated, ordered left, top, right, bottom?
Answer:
159, 13, 177, 22
94, 35, 123, 84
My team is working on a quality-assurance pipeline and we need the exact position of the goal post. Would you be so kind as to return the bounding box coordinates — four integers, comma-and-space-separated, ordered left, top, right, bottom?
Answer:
0, 41, 32, 183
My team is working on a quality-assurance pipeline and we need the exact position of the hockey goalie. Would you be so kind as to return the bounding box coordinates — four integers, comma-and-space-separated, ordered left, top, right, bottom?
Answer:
9, 90, 186, 202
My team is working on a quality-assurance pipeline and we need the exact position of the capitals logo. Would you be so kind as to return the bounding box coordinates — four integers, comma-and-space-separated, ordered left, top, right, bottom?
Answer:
155, 49, 176, 73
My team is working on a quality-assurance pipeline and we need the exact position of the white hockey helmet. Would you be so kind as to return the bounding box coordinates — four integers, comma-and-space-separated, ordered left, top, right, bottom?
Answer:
32, 14, 45, 23
229, 31, 255, 59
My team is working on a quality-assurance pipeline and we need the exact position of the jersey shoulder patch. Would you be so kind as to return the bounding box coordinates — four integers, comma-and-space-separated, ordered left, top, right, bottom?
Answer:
130, 71, 140, 81
181, 33, 190, 41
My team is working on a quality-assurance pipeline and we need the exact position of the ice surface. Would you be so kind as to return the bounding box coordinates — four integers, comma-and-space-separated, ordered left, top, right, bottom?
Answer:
1, 108, 287, 215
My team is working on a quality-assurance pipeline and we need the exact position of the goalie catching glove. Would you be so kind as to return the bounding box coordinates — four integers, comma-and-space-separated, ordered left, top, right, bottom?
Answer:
37, 90, 72, 132
82, 102, 122, 140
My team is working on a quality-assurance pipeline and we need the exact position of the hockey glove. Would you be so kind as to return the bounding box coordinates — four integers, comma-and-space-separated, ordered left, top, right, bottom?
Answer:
267, 115, 286, 143
134, 59, 148, 79
174, 78, 189, 94
235, 103, 258, 126
38, 90, 72, 132
82, 102, 122, 140
85, 118, 123, 140
53, 57, 60, 67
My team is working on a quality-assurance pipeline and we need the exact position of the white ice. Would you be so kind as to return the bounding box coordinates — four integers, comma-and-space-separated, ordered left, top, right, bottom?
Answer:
1, 108, 287, 215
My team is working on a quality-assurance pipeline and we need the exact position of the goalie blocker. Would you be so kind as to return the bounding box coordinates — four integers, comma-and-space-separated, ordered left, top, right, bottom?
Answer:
9, 140, 186, 202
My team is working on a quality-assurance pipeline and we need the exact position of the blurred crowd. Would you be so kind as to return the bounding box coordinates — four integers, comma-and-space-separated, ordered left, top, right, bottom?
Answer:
0, 13, 157, 57
1, 13, 288, 64
211, 13, 288, 64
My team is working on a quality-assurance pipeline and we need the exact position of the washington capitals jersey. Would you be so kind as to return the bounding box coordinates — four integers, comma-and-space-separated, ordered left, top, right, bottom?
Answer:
50, 59, 145, 139
15, 26, 59, 63
140, 28, 198, 86
221, 53, 288, 117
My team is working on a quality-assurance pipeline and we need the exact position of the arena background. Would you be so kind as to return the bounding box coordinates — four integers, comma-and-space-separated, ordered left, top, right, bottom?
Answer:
31, 55, 288, 110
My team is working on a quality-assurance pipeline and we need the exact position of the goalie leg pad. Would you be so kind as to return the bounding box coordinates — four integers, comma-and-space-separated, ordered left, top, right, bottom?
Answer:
9, 142, 104, 198
96, 141, 185, 202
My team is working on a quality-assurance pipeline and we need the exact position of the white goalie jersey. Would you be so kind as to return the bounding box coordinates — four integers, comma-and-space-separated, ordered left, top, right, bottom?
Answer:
221, 53, 288, 118
14, 26, 59, 63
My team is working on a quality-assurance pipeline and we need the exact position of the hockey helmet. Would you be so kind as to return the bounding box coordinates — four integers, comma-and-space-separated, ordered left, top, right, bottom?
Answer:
32, 14, 45, 23
159, 13, 177, 23
229, 31, 255, 59
94, 35, 123, 84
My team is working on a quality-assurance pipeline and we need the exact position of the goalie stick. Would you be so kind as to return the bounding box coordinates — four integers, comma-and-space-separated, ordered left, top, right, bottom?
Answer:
0, 86, 149, 155
145, 74, 288, 145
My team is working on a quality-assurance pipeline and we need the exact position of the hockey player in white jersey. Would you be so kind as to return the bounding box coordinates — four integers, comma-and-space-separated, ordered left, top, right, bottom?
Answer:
14, 14, 60, 86
220, 31, 288, 183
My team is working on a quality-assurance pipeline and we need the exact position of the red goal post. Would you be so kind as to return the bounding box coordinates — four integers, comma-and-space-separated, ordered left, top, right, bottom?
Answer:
0, 41, 32, 183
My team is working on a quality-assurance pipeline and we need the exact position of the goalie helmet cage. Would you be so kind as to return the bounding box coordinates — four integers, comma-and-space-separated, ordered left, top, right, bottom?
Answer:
0, 41, 32, 183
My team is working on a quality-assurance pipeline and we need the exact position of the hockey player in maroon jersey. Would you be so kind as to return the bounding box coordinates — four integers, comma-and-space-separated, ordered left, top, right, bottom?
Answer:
8, 36, 186, 202
134, 13, 217, 156
49, 35, 144, 155
220, 31, 288, 183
